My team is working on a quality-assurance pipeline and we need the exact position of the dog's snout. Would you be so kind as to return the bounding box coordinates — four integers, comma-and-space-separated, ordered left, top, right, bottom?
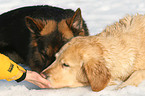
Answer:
40, 72, 50, 79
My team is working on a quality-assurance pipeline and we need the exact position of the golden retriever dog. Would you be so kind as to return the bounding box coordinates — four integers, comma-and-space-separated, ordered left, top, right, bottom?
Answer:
41, 14, 145, 92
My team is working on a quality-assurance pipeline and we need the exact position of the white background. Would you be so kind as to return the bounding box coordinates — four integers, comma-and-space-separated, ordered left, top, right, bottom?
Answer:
0, 0, 145, 96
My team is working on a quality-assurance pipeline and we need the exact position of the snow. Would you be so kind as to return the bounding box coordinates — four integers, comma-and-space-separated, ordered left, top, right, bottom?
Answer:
0, 0, 145, 96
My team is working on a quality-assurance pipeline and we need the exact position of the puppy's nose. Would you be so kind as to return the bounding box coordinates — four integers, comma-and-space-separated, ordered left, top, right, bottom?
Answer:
40, 72, 49, 79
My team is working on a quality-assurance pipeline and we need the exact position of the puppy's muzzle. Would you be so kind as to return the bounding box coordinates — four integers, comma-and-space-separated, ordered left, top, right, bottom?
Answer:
40, 72, 50, 79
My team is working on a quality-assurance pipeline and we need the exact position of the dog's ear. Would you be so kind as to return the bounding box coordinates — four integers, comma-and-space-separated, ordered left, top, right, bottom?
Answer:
84, 58, 111, 92
25, 16, 45, 38
67, 8, 83, 31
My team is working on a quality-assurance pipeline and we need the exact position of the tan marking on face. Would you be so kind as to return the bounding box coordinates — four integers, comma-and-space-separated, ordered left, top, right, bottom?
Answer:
33, 42, 38, 47
45, 45, 53, 57
30, 40, 37, 47
58, 20, 74, 39
40, 20, 57, 36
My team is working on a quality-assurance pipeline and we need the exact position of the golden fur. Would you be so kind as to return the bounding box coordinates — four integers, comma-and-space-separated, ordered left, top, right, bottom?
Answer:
41, 14, 145, 91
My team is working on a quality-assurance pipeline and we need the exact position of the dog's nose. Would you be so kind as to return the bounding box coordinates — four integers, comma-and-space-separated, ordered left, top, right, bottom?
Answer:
40, 72, 49, 79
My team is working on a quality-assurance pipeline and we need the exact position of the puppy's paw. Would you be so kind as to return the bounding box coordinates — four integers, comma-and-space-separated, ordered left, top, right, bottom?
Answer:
116, 83, 128, 90
116, 81, 138, 90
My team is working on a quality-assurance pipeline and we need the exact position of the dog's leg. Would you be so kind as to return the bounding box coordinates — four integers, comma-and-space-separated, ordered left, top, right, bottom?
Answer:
117, 70, 145, 89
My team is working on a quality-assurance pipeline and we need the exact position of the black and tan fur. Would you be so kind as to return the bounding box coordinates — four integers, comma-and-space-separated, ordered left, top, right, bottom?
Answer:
0, 5, 89, 72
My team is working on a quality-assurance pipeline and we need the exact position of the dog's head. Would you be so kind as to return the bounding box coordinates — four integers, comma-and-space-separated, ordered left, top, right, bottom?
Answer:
25, 8, 89, 72
41, 37, 111, 91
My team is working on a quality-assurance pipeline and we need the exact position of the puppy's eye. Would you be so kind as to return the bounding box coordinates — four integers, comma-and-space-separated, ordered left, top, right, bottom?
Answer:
62, 63, 70, 67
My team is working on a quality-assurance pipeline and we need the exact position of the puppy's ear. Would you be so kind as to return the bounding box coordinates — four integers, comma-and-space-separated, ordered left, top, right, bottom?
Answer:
84, 58, 111, 91
25, 16, 45, 38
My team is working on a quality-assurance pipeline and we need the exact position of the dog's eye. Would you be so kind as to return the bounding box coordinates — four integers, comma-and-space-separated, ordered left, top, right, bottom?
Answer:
62, 63, 70, 67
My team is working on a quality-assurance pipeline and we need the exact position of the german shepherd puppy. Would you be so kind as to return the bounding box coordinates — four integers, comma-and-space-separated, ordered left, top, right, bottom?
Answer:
0, 5, 89, 72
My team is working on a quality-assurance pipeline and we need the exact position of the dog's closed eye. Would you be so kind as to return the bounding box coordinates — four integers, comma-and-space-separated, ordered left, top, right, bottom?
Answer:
62, 63, 70, 67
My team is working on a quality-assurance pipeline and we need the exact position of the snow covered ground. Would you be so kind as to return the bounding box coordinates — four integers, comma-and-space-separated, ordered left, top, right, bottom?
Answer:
0, 0, 145, 96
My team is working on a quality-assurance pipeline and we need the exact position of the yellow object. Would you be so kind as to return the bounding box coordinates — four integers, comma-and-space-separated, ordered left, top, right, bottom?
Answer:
0, 53, 26, 81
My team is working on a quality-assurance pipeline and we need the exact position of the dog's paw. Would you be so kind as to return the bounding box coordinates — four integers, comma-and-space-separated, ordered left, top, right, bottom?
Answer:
116, 81, 138, 90
108, 81, 118, 86
116, 83, 128, 90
